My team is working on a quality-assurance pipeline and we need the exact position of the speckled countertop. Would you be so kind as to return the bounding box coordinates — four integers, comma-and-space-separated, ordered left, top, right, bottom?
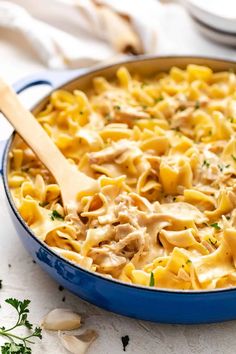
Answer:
1, 1, 236, 353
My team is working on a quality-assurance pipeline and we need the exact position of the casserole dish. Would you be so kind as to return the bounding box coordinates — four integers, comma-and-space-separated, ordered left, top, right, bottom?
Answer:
2, 56, 236, 324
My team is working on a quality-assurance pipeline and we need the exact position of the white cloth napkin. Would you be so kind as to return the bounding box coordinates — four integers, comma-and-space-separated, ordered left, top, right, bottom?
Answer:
0, 0, 158, 69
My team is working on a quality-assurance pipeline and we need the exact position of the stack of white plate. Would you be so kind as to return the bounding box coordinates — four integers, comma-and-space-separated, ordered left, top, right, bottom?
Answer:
185, 0, 236, 46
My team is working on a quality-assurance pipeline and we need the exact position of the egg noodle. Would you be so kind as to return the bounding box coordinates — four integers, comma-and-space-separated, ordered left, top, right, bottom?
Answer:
8, 64, 236, 290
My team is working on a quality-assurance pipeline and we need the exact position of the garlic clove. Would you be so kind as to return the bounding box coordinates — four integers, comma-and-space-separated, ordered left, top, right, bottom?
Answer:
41, 308, 81, 331
58, 329, 98, 354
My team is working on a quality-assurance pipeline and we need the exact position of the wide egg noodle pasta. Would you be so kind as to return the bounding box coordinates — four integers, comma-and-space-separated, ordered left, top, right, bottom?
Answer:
8, 64, 236, 290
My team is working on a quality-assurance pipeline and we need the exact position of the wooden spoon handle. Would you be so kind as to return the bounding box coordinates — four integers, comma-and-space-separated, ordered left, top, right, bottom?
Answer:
0, 80, 86, 185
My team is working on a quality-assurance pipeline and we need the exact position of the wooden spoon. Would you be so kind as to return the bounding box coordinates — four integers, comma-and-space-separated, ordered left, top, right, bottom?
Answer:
0, 79, 98, 211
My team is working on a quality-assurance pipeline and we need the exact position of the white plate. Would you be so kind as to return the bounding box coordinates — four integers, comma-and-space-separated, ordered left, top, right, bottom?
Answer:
192, 15, 236, 47
185, 0, 236, 34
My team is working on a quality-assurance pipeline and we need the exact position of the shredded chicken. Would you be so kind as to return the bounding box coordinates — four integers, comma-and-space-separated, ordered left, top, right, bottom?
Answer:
115, 223, 136, 241
89, 247, 126, 276
171, 107, 194, 129
114, 106, 150, 125
88, 140, 134, 164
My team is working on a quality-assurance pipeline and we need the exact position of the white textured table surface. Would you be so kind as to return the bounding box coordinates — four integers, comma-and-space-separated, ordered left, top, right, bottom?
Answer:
1, 1, 236, 353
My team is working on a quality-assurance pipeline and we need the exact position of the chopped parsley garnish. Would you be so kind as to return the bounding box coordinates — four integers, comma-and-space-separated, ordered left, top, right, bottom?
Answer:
226, 216, 231, 220
195, 100, 200, 109
225, 164, 230, 168
155, 96, 163, 103
186, 259, 192, 264
105, 113, 112, 121
218, 164, 223, 172
0, 298, 42, 353
79, 111, 83, 115
50, 210, 64, 221
202, 160, 210, 168
177, 105, 186, 112
21, 167, 29, 172
114, 105, 121, 110
210, 223, 221, 230
39, 201, 49, 207
149, 272, 154, 287
121, 335, 130, 352
209, 238, 217, 246
231, 154, 236, 162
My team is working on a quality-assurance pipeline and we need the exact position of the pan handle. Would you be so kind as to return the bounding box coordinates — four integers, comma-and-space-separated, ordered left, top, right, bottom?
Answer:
13, 68, 86, 93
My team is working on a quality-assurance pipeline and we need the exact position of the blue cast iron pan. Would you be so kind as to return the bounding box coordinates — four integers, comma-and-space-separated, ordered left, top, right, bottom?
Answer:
1, 56, 236, 324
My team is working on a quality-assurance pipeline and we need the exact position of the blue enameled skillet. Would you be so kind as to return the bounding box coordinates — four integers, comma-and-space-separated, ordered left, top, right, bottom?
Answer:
1, 56, 236, 324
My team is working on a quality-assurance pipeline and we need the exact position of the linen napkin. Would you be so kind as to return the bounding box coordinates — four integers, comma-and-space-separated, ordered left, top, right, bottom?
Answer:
0, 0, 157, 69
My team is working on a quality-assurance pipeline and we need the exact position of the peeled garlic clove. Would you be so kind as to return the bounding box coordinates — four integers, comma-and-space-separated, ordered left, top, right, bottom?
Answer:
41, 308, 81, 331
58, 329, 98, 354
